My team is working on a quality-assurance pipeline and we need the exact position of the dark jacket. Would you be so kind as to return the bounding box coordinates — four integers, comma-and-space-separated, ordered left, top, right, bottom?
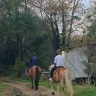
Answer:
29, 56, 39, 68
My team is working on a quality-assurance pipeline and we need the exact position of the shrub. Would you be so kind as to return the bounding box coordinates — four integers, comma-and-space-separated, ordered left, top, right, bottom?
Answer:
13, 59, 26, 77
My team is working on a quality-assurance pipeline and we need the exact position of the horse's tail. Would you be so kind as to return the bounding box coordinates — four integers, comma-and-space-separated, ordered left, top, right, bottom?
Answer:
64, 69, 74, 96
35, 66, 39, 83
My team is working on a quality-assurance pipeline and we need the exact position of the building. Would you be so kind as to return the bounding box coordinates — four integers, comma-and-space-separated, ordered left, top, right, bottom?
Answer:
62, 47, 88, 81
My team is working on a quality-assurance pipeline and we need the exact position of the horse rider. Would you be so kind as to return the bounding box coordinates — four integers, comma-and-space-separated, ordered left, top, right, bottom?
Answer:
49, 49, 65, 81
27, 52, 39, 76
29, 52, 39, 68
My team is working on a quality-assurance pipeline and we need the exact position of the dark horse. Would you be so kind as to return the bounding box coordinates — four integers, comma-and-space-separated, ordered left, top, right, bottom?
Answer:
29, 66, 42, 90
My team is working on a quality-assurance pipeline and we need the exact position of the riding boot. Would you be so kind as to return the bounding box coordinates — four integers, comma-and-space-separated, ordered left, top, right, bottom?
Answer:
50, 66, 57, 77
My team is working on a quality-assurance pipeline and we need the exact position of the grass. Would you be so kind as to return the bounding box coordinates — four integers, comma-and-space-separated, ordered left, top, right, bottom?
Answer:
0, 83, 12, 96
0, 82, 23, 96
0, 83, 5, 96
11, 77, 96, 96
74, 85, 96, 96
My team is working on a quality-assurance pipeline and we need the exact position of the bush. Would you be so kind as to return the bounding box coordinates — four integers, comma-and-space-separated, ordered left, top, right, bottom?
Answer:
13, 59, 26, 77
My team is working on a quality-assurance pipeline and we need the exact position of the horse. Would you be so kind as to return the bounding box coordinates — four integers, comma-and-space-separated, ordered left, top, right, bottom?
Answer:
49, 64, 74, 96
29, 66, 42, 90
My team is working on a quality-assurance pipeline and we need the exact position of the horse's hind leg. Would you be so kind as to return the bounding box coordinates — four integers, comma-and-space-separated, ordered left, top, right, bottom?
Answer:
31, 77, 33, 88
60, 80, 64, 96
57, 84, 60, 94
51, 81, 55, 95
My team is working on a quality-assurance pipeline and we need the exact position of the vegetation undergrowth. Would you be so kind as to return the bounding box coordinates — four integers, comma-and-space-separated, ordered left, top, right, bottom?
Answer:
0, 83, 13, 96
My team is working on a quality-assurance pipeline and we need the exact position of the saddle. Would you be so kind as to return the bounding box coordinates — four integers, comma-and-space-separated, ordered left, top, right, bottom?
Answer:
53, 66, 64, 74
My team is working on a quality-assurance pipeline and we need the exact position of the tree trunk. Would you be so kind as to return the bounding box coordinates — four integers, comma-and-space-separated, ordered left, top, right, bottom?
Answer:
50, 15, 57, 55
62, 9, 66, 47
54, 15, 60, 50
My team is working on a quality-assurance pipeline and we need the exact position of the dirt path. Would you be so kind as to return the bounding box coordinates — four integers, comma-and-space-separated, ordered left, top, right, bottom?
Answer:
0, 77, 63, 96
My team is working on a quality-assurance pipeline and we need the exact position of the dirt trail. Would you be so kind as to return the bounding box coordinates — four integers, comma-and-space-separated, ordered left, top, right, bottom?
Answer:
0, 77, 63, 96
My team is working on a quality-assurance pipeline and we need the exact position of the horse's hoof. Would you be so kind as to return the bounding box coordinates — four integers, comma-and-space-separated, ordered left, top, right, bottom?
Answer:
35, 88, 38, 90
35, 87, 38, 90
52, 92, 54, 95
31, 86, 33, 89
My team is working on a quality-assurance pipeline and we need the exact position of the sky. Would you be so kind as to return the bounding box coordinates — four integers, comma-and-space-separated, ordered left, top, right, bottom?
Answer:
83, 0, 90, 7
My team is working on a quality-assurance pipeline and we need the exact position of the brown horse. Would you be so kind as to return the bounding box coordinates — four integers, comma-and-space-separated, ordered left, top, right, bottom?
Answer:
49, 65, 74, 96
29, 66, 42, 90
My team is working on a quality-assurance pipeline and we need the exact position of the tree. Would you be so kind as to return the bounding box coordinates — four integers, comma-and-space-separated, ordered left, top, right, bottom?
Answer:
81, 3, 96, 84
0, 0, 54, 75
28, 0, 86, 52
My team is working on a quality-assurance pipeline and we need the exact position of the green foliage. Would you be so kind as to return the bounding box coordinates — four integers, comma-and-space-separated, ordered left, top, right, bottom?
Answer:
86, 15, 91, 19
0, 64, 5, 75
65, 48, 70, 53
87, 20, 96, 40
32, 31, 48, 45
80, 39, 83, 43
13, 58, 26, 77
85, 18, 96, 77
83, 61, 96, 78
0, 0, 54, 75
31, 31, 48, 52
82, 61, 91, 75
93, 11, 96, 15
72, 16, 81, 20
